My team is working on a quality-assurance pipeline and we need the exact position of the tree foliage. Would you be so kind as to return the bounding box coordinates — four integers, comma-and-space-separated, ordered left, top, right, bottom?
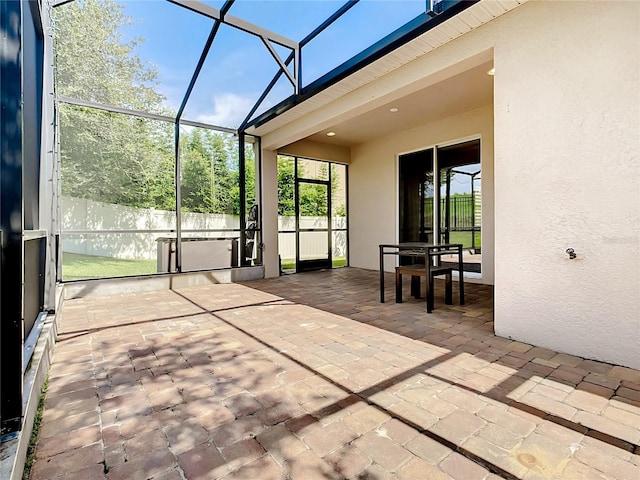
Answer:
54, 0, 171, 208
277, 157, 296, 216
277, 156, 345, 217
54, 0, 163, 111
58, 104, 175, 208
54, 0, 336, 221
54, 0, 256, 216
179, 129, 255, 215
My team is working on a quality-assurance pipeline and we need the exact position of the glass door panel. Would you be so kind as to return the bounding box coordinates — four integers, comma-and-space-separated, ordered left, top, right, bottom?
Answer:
331, 163, 348, 268
298, 183, 329, 229
296, 179, 331, 272
278, 155, 347, 274
298, 158, 330, 181
278, 232, 296, 273
437, 140, 481, 274
399, 149, 434, 245
332, 231, 347, 268
299, 231, 329, 261
398, 149, 434, 269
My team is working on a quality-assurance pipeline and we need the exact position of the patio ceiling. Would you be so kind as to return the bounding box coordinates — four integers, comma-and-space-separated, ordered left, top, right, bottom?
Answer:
303, 60, 494, 148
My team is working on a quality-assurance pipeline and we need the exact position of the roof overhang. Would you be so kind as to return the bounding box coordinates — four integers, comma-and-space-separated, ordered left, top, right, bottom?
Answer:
247, 0, 528, 150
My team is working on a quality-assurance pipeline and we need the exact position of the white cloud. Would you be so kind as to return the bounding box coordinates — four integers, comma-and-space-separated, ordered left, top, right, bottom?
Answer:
195, 93, 255, 128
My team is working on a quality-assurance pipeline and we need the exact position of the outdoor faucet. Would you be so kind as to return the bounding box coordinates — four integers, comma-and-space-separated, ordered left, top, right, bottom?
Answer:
565, 248, 576, 259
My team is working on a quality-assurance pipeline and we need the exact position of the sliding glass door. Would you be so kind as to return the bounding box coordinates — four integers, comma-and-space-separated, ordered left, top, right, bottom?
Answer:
398, 139, 481, 274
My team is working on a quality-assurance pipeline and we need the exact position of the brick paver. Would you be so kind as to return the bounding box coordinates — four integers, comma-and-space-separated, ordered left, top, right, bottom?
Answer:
28, 268, 640, 479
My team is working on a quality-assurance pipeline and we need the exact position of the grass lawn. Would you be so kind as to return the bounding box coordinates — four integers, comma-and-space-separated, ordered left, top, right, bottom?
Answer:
449, 231, 481, 249
280, 257, 347, 271
333, 258, 348, 268
63, 252, 156, 281
64, 253, 346, 280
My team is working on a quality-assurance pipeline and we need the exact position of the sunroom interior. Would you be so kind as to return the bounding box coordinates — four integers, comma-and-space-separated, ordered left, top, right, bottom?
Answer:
6, 4, 640, 480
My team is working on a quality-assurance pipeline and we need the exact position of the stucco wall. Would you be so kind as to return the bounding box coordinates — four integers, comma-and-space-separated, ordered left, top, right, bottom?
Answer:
350, 1, 639, 368
261, 149, 280, 278
279, 139, 351, 165
492, 1, 640, 368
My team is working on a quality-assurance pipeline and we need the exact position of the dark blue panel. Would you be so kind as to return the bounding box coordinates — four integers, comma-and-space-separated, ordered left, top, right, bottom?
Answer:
1, 0, 24, 440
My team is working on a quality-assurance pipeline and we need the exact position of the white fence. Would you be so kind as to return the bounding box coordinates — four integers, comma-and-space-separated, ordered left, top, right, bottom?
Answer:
62, 197, 346, 261
278, 216, 347, 261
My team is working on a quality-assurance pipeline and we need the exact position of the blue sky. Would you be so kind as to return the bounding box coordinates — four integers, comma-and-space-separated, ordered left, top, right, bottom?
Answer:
117, 0, 427, 127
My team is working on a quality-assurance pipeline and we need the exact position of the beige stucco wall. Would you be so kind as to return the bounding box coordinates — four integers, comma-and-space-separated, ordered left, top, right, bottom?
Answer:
259, 1, 640, 368
261, 149, 280, 278
492, 1, 640, 368
350, 0, 639, 368
279, 139, 351, 164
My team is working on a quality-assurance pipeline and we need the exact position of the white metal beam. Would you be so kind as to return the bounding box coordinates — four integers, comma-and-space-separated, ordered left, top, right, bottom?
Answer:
261, 37, 298, 93
56, 96, 238, 134
169, 0, 298, 50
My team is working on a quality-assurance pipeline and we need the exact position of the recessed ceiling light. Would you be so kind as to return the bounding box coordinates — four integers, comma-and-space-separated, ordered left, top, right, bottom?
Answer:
389, 107, 399, 113
326, 131, 336, 137
487, 67, 495, 76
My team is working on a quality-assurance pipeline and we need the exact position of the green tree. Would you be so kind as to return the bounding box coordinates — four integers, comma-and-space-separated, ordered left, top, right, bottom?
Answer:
54, 0, 170, 208
179, 128, 255, 216
298, 162, 331, 216
59, 105, 173, 207
277, 156, 296, 216
243, 145, 257, 214
299, 183, 327, 216
229, 140, 257, 216
209, 133, 235, 215
180, 130, 213, 213
147, 124, 176, 211
54, 0, 163, 110
277, 156, 346, 217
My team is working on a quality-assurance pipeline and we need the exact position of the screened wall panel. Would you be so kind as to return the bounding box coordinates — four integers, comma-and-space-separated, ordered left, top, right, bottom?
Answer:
59, 104, 176, 280
331, 163, 348, 267
277, 155, 348, 273
177, 128, 260, 271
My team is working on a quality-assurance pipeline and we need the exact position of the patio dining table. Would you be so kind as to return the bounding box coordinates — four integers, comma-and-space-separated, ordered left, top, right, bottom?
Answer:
379, 242, 465, 311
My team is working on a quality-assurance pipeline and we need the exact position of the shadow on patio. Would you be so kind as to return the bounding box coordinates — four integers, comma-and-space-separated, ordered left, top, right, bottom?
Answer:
29, 268, 639, 480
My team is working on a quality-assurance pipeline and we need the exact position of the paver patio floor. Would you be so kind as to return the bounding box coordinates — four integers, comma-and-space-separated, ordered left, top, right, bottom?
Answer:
30, 268, 640, 479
